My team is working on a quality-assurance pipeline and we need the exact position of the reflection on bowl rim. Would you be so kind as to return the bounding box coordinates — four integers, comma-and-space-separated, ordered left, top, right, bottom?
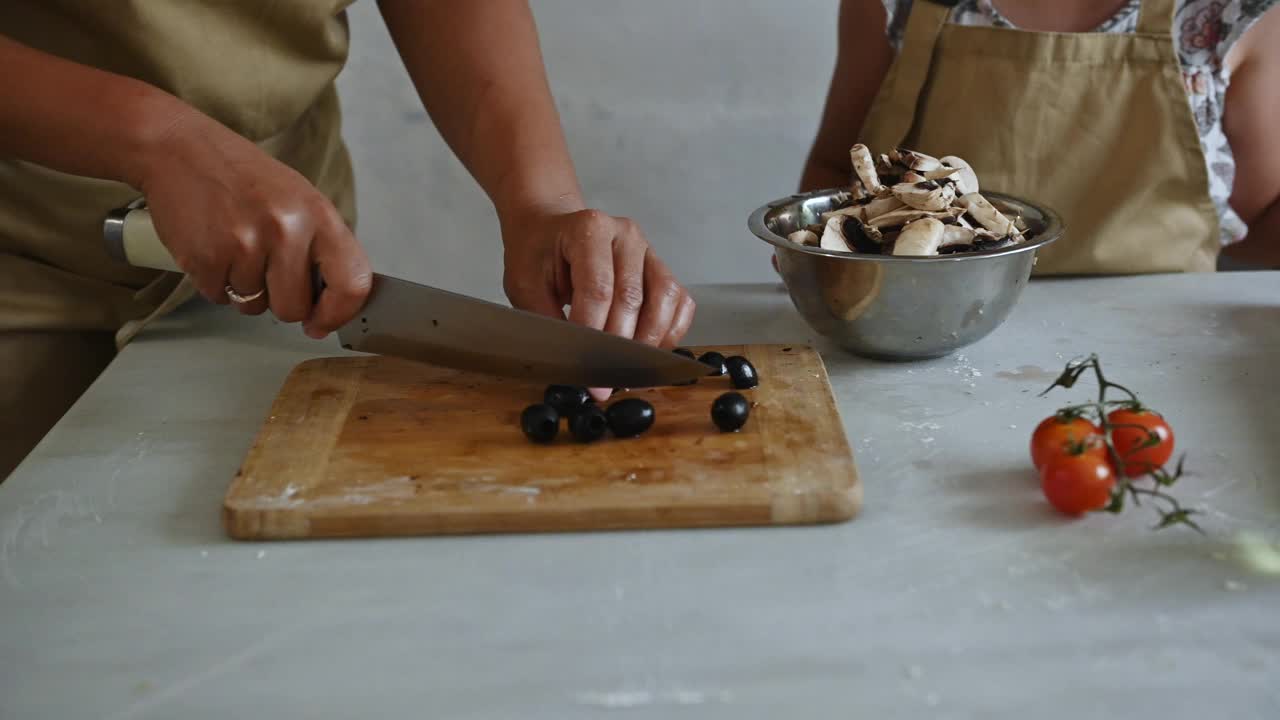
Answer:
748, 187, 1065, 264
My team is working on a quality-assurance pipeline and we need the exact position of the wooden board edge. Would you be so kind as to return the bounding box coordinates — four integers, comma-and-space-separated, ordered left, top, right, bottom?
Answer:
222, 356, 370, 540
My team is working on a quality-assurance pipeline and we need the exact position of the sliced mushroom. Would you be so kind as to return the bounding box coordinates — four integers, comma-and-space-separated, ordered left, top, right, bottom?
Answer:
940, 156, 980, 195
820, 205, 864, 223
819, 216, 853, 253
788, 229, 819, 246
891, 148, 944, 172
957, 193, 1018, 237
823, 195, 905, 224
849, 144, 885, 195
922, 166, 961, 182
876, 153, 895, 175
939, 224, 977, 249
892, 180, 956, 212
867, 206, 963, 230
842, 216, 884, 253
892, 217, 946, 256
862, 195, 906, 220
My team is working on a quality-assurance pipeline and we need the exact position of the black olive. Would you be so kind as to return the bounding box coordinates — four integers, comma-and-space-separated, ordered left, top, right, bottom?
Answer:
544, 385, 591, 416
698, 351, 727, 376
711, 392, 751, 432
725, 356, 759, 389
520, 404, 560, 444
606, 398, 656, 438
671, 348, 699, 385
569, 405, 608, 443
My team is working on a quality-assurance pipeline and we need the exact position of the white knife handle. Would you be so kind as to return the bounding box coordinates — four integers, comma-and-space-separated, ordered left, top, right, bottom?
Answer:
103, 205, 182, 273
104, 204, 328, 298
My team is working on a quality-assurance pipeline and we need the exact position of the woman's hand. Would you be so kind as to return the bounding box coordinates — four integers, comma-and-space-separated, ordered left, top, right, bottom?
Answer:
501, 207, 696, 372
137, 111, 373, 338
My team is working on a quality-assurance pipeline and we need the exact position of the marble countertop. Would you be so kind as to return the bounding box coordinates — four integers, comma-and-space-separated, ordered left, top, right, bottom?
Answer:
2, 273, 1278, 719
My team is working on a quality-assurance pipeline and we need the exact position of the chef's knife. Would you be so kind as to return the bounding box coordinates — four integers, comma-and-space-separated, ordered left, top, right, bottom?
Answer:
103, 206, 707, 387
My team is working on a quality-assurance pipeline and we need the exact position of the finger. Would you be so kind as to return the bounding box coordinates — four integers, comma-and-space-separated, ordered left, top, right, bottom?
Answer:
565, 212, 615, 331
226, 228, 269, 316
602, 220, 647, 339
179, 233, 232, 305
632, 252, 683, 347
588, 387, 611, 402
662, 292, 696, 348
265, 225, 314, 325
503, 263, 566, 321
512, 290, 567, 320
303, 207, 372, 338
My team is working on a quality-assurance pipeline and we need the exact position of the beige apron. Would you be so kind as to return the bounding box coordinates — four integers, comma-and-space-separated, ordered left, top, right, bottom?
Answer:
0, 0, 359, 477
861, 0, 1219, 275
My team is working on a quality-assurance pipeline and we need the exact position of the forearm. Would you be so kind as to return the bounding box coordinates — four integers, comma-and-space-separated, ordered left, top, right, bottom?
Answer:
799, 0, 894, 193
1222, 197, 1280, 268
378, 0, 583, 219
0, 33, 193, 188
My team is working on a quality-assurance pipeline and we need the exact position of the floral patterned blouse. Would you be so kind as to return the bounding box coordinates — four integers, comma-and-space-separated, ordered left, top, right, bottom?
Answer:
881, 0, 1277, 245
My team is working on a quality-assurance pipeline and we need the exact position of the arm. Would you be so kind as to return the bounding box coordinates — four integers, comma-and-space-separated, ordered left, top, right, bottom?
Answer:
799, 0, 896, 192
0, 34, 181, 193
1220, 8, 1280, 269
378, 0, 694, 357
0, 33, 370, 335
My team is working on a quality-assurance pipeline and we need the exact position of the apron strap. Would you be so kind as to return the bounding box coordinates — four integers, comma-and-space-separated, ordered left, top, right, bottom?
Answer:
1136, 0, 1177, 35
865, 0, 952, 148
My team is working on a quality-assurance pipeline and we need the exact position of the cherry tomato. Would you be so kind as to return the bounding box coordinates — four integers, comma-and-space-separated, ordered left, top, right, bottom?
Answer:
1030, 415, 1103, 470
1041, 453, 1116, 516
1106, 408, 1174, 477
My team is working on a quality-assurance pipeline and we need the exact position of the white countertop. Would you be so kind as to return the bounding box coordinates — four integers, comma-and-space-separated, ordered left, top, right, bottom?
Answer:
2, 273, 1278, 719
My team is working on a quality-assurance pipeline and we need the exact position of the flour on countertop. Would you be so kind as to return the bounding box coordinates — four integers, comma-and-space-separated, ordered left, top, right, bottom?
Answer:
574, 689, 733, 708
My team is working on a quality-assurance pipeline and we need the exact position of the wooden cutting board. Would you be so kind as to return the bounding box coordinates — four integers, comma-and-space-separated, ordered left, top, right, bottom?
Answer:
223, 345, 860, 540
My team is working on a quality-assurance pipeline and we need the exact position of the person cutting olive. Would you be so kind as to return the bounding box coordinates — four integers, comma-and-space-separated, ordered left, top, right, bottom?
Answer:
797, 0, 1279, 273
0, 1, 696, 480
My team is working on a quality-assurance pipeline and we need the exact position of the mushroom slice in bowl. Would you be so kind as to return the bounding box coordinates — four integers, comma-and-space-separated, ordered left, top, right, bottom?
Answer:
940, 156, 980, 195
892, 180, 956, 212
788, 228, 820, 246
958, 192, 1021, 238
866, 206, 963, 230
849, 144, 886, 195
891, 217, 946, 256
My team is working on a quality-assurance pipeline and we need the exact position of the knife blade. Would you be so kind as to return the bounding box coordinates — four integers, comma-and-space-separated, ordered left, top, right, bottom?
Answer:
104, 206, 708, 387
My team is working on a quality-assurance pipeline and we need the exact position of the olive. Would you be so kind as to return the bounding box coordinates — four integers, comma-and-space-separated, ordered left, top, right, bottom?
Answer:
606, 398, 656, 438
544, 385, 591, 416
725, 356, 759, 389
671, 348, 699, 385
520, 404, 560, 444
569, 404, 608, 444
711, 392, 750, 432
697, 351, 727, 377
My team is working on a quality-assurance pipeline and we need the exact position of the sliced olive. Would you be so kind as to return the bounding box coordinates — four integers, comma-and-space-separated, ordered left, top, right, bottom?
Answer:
520, 404, 560, 444
606, 398, 656, 438
725, 356, 759, 389
544, 385, 591, 416
711, 392, 751, 432
698, 351, 727, 376
569, 405, 608, 444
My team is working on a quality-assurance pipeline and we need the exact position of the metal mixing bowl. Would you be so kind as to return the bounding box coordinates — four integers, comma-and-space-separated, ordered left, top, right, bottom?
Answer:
748, 189, 1064, 360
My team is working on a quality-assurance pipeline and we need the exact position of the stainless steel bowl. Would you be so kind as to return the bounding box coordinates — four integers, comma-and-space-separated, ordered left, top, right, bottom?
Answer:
748, 188, 1063, 360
